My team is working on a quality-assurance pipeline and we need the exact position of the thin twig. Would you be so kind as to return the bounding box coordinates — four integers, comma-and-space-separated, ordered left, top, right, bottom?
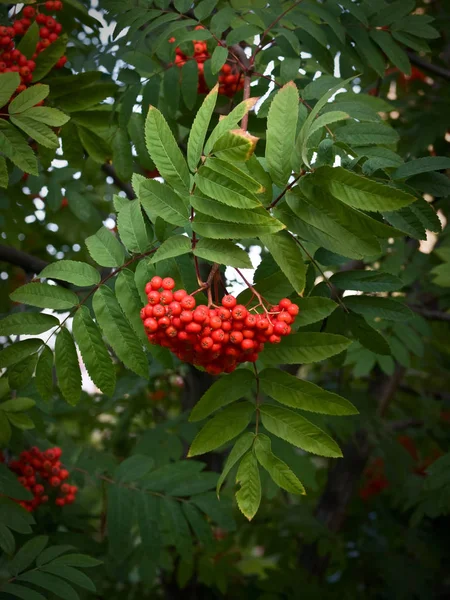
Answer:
268, 174, 302, 209
251, 0, 304, 62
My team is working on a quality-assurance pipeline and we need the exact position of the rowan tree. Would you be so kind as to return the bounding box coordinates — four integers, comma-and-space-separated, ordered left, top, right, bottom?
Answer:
0, 0, 449, 598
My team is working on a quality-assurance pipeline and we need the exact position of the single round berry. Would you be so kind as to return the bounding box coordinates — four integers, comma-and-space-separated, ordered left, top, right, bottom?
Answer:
144, 318, 158, 332
158, 316, 170, 329
181, 295, 196, 310
23, 6, 36, 17
152, 304, 166, 318
273, 321, 289, 336
180, 310, 193, 323
162, 277, 175, 290
232, 305, 247, 320
201, 336, 213, 350
279, 298, 292, 309
167, 301, 182, 316
222, 295, 236, 309
55, 497, 65, 506
59, 469, 69, 480
173, 289, 187, 302
241, 339, 254, 351
150, 276, 163, 290
287, 304, 299, 316
230, 331, 244, 344
277, 312, 292, 324
50, 476, 61, 487
147, 290, 160, 305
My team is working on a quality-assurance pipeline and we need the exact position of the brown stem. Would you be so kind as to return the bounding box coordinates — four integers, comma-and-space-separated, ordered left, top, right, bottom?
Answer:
251, 0, 304, 62
406, 50, 450, 82
268, 174, 302, 209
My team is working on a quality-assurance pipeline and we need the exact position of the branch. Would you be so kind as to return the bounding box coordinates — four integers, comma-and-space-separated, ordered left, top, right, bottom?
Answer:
0, 244, 49, 274
406, 51, 450, 82
409, 305, 450, 322
102, 164, 136, 200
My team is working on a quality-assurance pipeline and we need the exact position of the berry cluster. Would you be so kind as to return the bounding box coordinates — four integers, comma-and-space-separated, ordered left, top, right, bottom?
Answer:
170, 27, 244, 97
7, 446, 77, 511
0, 2, 66, 100
140, 277, 299, 375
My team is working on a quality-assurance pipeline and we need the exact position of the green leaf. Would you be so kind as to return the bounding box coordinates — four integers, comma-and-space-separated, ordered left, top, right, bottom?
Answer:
20, 106, 69, 127
161, 498, 192, 559
55, 328, 81, 406
193, 239, 252, 268
0, 155, 7, 188
93, 285, 148, 378
10, 283, 78, 310
0, 411, 11, 445
211, 128, 259, 162
370, 29, 411, 75
49, 554, 103, 568
35, 346, 53, 402
116, 455, 154, 483
189, 369, 255, 422
192, 212, 284, 238
392, 156, 450, 180
39, 260, 100, 287
0, 397, 35, 413
145, 105, 190, 192
72, 306, 115, 396
7, 412, 34, 431
260, 231, 306, 295
260, 404, 342, 458
190, 194, 282, 228
77, 126, 111, 163
335, 122, 399, 147
182, 503, 213, 549
32, 34, 67, 81
8, 536, 48, 576
0, 463, 33, 500
17, 21, 39, 58
196, 166, 261, 209
205, 158, 263, 194
0, 73, 21, 106
135, 493, 161, 560
259, 368, 358, 415
330, 270, 403, 292
235, 451, 261, 521
187, 84, 218, 172
10, 115, 58, 148
261, 332, 352, 365
85, 226, 126, 268
18, 570, 79, 600
266, 82, 298, 186
0, 313, 59, 336
345, 296, 413, 321
40, 566, 95, 593
410, 199, 442, 233
151, 235, 191, 263
115, 269, 148, 344
254, 434, 305, 495
36, 545, 73, 566
211, 45, 228, 74
312, 166, 416, 212
139, 179, 189, 227
205, 97, 258, 154
188, 402, 254, 456
0, 121, 38, 175
293, 297, 338, 327
0, 339, 42, 369
8, 85, 49, 114
107, 486, 135, 559
112, 128, 133, 181
0, 523, 15, 555
348, 313, 391, 355
0, 583, 46, 600
117, 200, 149, 254
216, 432, 255, 496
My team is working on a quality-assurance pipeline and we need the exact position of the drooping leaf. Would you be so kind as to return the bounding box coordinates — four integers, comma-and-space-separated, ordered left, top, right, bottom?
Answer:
188, 402, 255, 456
235, 451, 261, 521
35, 346, 53, 402
0, 339, 42, 369
259, 368, 358, 415
260, 231, 306, 294
139, 179, 190, 227
293, 297, 338, 327
115, 269, 148, 344
39, 260, 100, 287
16, 571, 79, 600
72, 306, 115, 396
55, 328, 81, 406
8, 535, 49, 576
254, 434, 305, 495
205, 98, 258, 154
151, 235, 191, 264
196, 166, 261, 209
10, 283, 78, 310
8, 84, 50, 114
192, 213, 284, 239
0, 313, 59, 336
345, 296, 413, 321
266, 82, 298, 186
261, 332, 351, 365
260, 404, 342, 458
330, 270, 403, 292
193, 239, 252, 268
216, 432, 255, 496
189, 369, 255, 422
392, 156, 450, 180
85, 227, 126, 268
117, 200, 150, 254
107, 486, 135, 559
93, 285, 148, 378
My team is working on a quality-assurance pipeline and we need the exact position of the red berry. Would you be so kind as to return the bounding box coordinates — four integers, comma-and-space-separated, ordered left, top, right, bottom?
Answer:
23, 465, 34, 476
222, 295, 236, 309
193, 306, 208, 322
41, 495, 49, 503
274, 321, 289, 336
152, 304, 166, 318
181, 295, 196, 310
36, 14, 47, 24
279, 298, 292, 309
158, 316, 170, 329
173, 289, 187, 302
13, 21, 24, 34
65, 494, 76, 504
50, 476, 61, 487
160, 290, 173, 305
49, 32, 58, 42
230, 331, 244, 344
269, 334, 281, 344
147, 290, 160, 305
150, 276, 162, 289
167, 301, 181, 316
241, 339, 254, 351
1, 37, 11, 46
59, 469, 69, 480
54, 447, 62, 458
33, 484, 45, 495
54, 22, 62, 33
287, 304, 299, 316
23, 6, 36, 18
20, 66, 30, 77
46, 17, 56, 28
201, 336, 213, 349
232, 305, 247, 320
55, 497, 65, 506
54, 0, 63, 9
45, 0, 55, 9
60, 483, 70, 494
40, 27, 50, 38
180, 310, 193, 323
144, 318, 158, 332
162, 277, 175, 290
277, 312, 292, 324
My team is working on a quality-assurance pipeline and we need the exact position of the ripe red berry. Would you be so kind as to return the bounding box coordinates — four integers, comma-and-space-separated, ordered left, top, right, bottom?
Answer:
173, 289, 187, 302
277, 312, 292, 324
49, 32, 58, 42
167, 301, 181, 316
54, 22, 62, 33
50, 476, 61, 487
152, 304, 166, 318
59, 469, 69, 480
65, 494, 76, 504
13, 21, 24, 34
45, 0, 55, 9
230, 331, 244, 344
40, 27, 50, 38
241, 339, 254, 351
269, 334, 281, 344
222, 295, 236, 309
23, 6, 36, 17
201, 336, 213, 349
181, 295, 196, 310
150, 275, 162, 289
36, 14, 47, 24
180, 310, 193, 323
160, 290, 173, 305
158, 316, 170, 329
20, 66, 30, 77
162, 277, 175, 290
287, 304, 299, 316
147, 290, 160, 305
54, 0, 63, 9
61, 483, 70, 494
55, 497, 65, 506
33, 484, 45, 495
232, 305, 247, 320
274, 321, 289, 336
144, 318, 158, 332
193, 306, 208, 322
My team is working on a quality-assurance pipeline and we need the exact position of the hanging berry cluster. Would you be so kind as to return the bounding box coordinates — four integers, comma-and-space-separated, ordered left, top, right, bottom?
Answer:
140, 276, 299, 375
0, 2, 66, 99
7, 446, 77, 511
170, 26, 244, 97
